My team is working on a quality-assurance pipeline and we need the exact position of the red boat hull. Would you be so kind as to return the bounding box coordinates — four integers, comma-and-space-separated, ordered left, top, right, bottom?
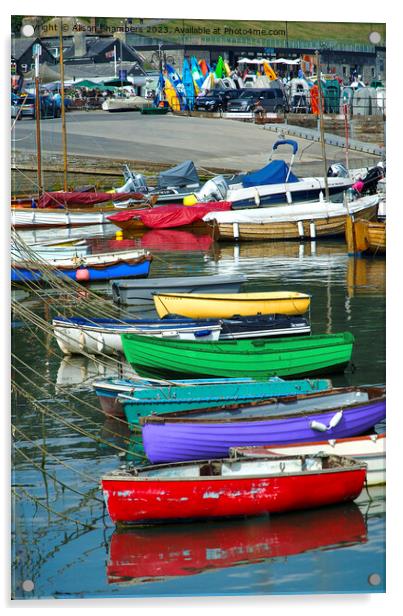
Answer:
102, 469, 366, 525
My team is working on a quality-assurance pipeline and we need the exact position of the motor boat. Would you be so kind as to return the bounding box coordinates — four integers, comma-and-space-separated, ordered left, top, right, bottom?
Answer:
190, 140, 354, 209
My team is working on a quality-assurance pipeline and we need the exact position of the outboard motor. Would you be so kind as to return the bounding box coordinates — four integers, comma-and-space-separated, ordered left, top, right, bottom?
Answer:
194, 176, 229, 202
327, 163, 349, 178
361, 166, 385, 195
114, 165, 149, 194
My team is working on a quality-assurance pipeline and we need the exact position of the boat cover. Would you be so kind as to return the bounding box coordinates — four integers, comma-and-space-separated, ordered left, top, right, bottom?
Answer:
203, 195, 378, 224
38, 192, 146, 208
157, 160, 200, 189
108, 202, 232, 229
242, 160, 299, 188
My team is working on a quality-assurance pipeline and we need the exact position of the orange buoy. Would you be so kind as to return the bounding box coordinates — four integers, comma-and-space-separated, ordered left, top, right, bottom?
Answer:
76, 268, 90, 281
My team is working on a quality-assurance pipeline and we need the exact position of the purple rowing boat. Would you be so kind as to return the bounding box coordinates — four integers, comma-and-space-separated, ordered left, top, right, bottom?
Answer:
140, 386, 385, 463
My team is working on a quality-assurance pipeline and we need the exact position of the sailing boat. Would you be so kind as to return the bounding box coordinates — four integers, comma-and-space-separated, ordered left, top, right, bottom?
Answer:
11, 24, 154, 226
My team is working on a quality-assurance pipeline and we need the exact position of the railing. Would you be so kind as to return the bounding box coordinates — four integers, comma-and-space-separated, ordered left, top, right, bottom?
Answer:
126, 32, 383, 54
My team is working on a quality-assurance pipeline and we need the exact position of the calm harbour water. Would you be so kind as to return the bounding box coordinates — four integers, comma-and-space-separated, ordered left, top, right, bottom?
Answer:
11, 225, 386, 599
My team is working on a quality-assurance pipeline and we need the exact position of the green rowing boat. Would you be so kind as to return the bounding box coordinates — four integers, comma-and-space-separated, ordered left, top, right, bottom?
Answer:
121, 332, 355, 379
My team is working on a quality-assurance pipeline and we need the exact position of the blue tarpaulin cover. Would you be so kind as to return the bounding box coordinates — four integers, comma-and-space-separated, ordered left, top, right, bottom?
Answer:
242, 160, 300, 188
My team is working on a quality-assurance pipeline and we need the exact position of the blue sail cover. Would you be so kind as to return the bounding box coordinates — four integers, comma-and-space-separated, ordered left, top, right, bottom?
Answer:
242, 160, 300, 188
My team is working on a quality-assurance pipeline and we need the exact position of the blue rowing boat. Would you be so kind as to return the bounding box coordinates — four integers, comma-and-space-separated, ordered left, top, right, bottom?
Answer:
11, 250, 152, 283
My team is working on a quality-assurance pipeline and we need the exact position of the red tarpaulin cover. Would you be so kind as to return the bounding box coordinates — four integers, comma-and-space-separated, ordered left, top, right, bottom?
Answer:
38, 192, 146, 209
107, 202, 232, 229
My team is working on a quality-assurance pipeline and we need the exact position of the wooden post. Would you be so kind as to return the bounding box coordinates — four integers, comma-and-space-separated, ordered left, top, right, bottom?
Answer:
59, 19, 68, 192
315, 50, 329, 201
345, 214, 356, 254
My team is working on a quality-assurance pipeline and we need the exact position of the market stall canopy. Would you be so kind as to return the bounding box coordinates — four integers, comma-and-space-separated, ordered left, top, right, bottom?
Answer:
68, 80, 118, 91
103, 78, 133, 87
270, 58, 301, 65
237, 57, 300, 66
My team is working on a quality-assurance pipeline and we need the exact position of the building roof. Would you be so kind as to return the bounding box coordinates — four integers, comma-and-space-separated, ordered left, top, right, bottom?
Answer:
63, 37, 143, 64
11, 37, 55, 62
63, 61, 146, 81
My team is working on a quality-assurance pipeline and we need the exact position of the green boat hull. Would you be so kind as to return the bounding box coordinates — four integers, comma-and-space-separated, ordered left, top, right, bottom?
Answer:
121, 332, 355, 380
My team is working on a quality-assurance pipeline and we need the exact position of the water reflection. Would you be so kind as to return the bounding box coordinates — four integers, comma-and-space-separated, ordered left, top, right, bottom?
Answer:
346, 256, 386, 297
55, 355, 134, 392
106, 503, 367, 586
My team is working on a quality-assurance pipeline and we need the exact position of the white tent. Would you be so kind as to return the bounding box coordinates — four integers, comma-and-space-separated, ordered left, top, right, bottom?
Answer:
237, 57, 300, 65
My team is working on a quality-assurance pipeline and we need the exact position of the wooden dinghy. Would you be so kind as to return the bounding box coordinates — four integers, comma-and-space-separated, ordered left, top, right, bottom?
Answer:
94, 376, 332, 418
118, 375, 332, 428
107, 502, 366, 582
139, 386, 385, 463
101, 453, 366, 525
54, 313, 310, 357
121, 331, 354, 379
11, 195, 157, 229
11, 205, 118, 228
153, 291, 311, 319
231, 432, 386, 486
111, 274, 247, 306
107, 201, 232, 232
202, 195, 379, 241
53, 316, 222, 355
12, 249, 153, 283
345, 218, 386, 254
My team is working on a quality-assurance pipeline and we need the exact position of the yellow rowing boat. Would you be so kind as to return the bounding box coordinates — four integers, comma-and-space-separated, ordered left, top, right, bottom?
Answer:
153, 291, 311, 319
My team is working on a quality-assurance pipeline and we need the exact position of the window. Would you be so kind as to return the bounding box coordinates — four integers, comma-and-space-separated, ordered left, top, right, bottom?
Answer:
264, 91, 275, 99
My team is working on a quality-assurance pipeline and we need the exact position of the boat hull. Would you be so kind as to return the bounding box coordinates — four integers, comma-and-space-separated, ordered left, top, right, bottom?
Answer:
118, 377, 333, 428
95, 376, 332, 418
53, 318, 221, 355
153, 291, 311, 319
215, 204, 377, 241
111, 274, 247, 306
12, 256, 151, 283
231, 433, 386, 486
121, 332, 354, 379
102, 457, 366, 525
353, 220, 386, 254
141, 398, 386, 463
11, 207, 118, 228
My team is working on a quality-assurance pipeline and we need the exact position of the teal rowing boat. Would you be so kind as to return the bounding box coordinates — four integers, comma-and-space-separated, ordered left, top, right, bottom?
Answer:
117, 376, 333, 429
121, 332, 355, 380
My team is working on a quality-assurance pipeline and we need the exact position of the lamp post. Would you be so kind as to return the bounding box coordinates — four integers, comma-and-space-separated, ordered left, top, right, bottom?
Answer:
59, 18, 68, 191
320, 42, 333, 74
315, 49, 329, 201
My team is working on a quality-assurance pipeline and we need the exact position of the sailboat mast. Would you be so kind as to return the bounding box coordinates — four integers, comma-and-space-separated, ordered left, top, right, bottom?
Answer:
59, 18, 68, 191
315, 50, 329, 201
33, 45, 43, 202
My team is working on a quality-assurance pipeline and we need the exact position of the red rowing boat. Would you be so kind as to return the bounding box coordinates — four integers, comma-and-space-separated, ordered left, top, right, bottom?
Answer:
101, 453, 366, 525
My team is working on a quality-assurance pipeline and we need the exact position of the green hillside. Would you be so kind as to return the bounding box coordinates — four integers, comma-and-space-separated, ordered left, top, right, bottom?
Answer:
102, 18, 386, 46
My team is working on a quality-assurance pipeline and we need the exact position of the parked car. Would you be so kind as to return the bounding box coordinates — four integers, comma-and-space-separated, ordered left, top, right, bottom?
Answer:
16, 94, 61, 119
194, 89, 244, 112
226, 88, 288, 114
11, 93, 20, 120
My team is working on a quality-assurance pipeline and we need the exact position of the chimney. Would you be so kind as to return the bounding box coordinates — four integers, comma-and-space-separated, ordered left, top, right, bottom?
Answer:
73, 32, 86, 57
